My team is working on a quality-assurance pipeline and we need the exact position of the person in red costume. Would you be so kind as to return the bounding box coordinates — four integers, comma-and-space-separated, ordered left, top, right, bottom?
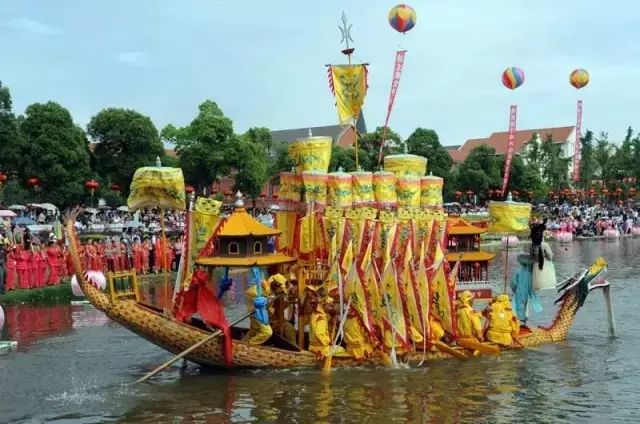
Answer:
132, 237, 143, 274
36, 245, 47, 287
96, 240, 107, 272
117, 240, 128, 271
141, 237, 150, 274
85, 239, 98, 271
46, 241, 61, 285
154, 236, 172, 273
16, 246, 29, 289
28, 248, 38, 288
63, 244, 72, 278
6, 246, 17, 291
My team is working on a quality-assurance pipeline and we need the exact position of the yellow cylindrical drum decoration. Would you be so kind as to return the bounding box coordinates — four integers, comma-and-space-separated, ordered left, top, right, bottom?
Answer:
373, 171, 397, 209
488, 201, 533, 234
351, 171, 374, 207
302, 171, 328, 207
288, 136, 332, 174
396, 177, 421, 208
420, 175, 444, 208
384, 154, 427, 178
327, 171, 353, 208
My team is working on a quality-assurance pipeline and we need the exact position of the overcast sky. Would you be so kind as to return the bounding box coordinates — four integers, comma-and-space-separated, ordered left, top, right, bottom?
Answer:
1, 0, 638, 146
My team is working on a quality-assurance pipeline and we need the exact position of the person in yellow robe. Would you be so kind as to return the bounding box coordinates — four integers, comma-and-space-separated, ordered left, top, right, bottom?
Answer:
308, 294, 332, 358
267, 273, 297, 345
243, 279, 273, 345
485, 294, 520, 346
456, 290, 484, 342
430, 315, 445, 343
344, 308, 374, 359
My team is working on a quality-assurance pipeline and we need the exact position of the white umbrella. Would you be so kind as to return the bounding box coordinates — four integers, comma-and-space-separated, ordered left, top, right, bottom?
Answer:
38, 203, 58, 211
8, 205, 26, 210
116, 206, 129, 212
0, 210, 16, 218
97, 205, 111, 210
84, 207, 99, 214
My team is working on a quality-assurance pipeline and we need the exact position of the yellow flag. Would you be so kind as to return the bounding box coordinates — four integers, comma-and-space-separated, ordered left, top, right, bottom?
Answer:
360, 238, 373, 273
299, 215, 313, 254
382, 263, 408, 345
383, 223, 397, 266
345, 263, 374, 336
341, 239, 354, 273
431, 264, 455, 335
329, 234, 338, 264
402, 265, 423, 341
329, 64, 368, 126
193, 198, 222, 255
402, 239, 413, 272
415, 260, 430, 340
432, 240, 445, 269
363, 263, 383, 334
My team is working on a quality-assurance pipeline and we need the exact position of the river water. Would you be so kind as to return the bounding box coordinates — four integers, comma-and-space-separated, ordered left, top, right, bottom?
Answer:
1, 239, 639, 423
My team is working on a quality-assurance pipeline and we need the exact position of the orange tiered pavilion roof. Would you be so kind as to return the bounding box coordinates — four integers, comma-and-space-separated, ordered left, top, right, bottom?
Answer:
446, 216, 487, 236
217, 194, 281, 237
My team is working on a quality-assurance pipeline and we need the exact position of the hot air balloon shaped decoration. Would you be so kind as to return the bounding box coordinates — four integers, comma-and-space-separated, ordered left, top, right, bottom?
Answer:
502, 67, 525, 90
388, 4, 416, 33
570, 68, 589, 182
570, 68, 590, 89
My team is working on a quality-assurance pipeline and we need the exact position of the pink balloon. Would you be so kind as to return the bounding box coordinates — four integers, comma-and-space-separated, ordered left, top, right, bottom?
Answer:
71, 274, 84, 297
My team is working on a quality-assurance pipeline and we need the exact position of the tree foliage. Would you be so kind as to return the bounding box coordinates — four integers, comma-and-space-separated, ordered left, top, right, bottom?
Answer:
20, 102, 93, 206
88, 108, 164, 192
162, 100, 235, 190
0, 81, 26, 176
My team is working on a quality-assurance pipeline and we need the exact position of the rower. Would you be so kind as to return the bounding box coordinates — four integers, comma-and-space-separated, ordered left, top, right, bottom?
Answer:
456, 290, 484, 342
485, 294, 520, 346
343, 305, 373, 360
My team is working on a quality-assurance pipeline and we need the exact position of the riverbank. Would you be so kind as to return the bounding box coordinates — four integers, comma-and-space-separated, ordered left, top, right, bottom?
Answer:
0, 281, 75, 305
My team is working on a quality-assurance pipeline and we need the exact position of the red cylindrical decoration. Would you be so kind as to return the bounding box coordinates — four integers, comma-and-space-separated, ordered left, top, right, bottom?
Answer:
185, 185, 195, 194
27, 177, 40, 188
110, 183, 121, 192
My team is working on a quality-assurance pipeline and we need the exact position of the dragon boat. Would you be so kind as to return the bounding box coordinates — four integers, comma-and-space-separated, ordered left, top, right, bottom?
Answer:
65, 189, 613, 370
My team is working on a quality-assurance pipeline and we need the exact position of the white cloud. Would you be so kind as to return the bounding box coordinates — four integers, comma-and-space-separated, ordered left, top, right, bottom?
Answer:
3, 17, 62, 35
117, 51, 150, 68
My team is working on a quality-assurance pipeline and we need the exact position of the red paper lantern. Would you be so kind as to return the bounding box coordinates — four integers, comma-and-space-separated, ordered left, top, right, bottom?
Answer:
629, 188, 637, 196
260, 192, 267, 199
85, 179, 99, 191
224, 189, 232, 197
455, 191, 462, 199
110, 183, 121, 192
27, 177, 40, 188
185, 185, 195, 194
0, 172, 7, 184
272, 194, 279, 200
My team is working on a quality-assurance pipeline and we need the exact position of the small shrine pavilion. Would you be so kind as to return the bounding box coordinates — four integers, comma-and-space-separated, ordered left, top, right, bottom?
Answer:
445, 216, 496, 299
196, 192, 296, 268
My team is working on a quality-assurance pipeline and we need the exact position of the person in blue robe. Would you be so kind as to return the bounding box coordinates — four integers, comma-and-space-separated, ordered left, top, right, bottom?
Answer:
510, 254, 542, 327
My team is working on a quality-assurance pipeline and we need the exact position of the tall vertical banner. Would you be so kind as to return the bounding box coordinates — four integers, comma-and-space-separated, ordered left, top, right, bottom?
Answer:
573, 99, 583, 182
327, 64, 369, 127
378, 50, 407, 164
501, 105, 518, 196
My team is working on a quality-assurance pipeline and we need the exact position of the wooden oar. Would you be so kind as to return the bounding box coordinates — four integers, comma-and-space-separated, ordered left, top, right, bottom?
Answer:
433, 341, 468, 360
457, 337, 500, 355
134, 309, 254, 384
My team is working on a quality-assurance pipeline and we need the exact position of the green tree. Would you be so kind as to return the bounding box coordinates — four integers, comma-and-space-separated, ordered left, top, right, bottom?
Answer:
405, 128, 452, 177
20, 102, 93, 206
0, 81, 26, 177
540, 134, 571, 191
230, 138, 268, 200
242, 127, 273, 154
593, 132, 615, 183
455, 145, 502, 195
508, 155, 545, 198
358, 126, 403, 170
610, 127, 634, 180
268, 141, 295, 183
578, 130, 596, 187
88, 108, 164, 192
161, 100, 234, 190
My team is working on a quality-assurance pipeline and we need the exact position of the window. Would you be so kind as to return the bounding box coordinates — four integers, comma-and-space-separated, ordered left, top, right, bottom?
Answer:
228, 242, 239, 255
253, 241, 262, 254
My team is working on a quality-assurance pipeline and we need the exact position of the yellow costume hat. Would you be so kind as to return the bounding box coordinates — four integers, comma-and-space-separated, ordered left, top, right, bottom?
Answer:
459, 290, 474, 303
268, 273, 287, 286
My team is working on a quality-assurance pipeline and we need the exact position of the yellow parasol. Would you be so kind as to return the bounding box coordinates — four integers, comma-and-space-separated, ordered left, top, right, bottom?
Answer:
487, 192, 532, 293
127, 158, 186, 314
